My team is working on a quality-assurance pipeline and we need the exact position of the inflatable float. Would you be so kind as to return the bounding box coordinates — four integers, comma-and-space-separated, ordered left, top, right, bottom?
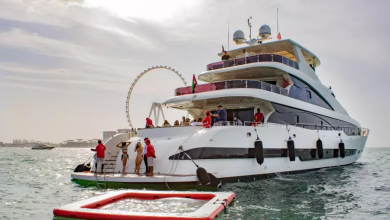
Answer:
53, 190, 235, 220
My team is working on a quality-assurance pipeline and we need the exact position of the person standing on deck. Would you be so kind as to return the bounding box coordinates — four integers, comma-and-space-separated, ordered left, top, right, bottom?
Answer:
91, 140, 106, 173
221, 51, 231, 61
254, 108, 265, 124
179, 116, 186, 126
145, 139, 156, 176
143, 138, 150, 174
212, 105, 227, 126
203, 111, 212, 128
116, 141, 131, 174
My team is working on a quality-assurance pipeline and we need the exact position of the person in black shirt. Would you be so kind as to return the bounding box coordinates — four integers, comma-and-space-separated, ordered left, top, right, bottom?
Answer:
221, 51, 230, 61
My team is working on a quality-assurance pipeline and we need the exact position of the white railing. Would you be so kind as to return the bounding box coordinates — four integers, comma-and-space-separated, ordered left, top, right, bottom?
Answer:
213, 121, 369, 136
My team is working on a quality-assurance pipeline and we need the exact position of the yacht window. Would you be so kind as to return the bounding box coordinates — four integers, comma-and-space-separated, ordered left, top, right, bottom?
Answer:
265, 81, 277, 85
268, 103, 360, 136
306, 90, 312, 99
289, 75, 333, 110
294, 115, 300, 124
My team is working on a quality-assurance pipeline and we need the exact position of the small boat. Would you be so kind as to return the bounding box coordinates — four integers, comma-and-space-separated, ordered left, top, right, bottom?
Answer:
31, 143, 55, 150
53, 190, 235, 220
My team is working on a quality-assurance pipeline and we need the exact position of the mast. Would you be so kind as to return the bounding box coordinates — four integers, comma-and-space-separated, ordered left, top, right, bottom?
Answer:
247, 16, 252, 40
277, 8, 279, 35
228, 21, 230, 50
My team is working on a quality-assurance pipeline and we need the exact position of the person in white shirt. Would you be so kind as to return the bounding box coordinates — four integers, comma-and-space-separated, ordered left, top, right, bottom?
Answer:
143, 138, 149, 174
179, 116, 185, 126
233, 117, 243, 126
243, 49, 249, 58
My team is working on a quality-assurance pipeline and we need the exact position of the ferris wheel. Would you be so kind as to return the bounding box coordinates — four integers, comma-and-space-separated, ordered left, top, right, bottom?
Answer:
126, 66, 187, 128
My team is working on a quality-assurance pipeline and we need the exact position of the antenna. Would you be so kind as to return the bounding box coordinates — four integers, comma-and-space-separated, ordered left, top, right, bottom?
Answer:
277, 8, 279, 35
247, 16, 252, 40
228, 21, 230, 50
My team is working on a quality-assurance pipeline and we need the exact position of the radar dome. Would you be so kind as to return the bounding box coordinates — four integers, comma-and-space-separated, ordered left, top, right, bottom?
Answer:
259, 25, 271, 39
233, 30, 245, 44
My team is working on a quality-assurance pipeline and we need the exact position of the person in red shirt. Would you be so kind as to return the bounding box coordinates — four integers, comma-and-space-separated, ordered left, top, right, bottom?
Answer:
145, 118, 154, 128
91, 140, 106, 174
203, 110, 212, 128
254, 108, 264, 124
145, 139, 156, 176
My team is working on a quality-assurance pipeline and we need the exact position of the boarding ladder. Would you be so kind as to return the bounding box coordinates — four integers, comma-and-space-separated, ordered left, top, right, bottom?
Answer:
95, 162, 115, 190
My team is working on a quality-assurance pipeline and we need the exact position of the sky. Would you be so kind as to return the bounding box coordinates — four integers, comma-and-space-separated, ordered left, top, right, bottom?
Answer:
0, 0, 389, 147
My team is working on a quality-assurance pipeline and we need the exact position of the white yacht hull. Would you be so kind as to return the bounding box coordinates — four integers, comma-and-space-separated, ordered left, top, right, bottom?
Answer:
72, 125, 367, 185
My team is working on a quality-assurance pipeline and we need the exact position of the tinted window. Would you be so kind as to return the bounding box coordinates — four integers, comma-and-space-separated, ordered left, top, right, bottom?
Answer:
289, 75, 333, 110
227, 108, 254, 122
273, 54, 282, 63
226, 80, 246, 89
306, 90, 312, 99
268, 103, 360, 136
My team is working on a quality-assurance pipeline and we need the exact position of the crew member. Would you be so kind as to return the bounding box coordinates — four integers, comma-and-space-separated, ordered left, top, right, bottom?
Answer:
254, 108, 264, 124
203, 110, 212, 128
145, 118, 154, 128
91, 140, 106, 173
145, 139, 156, 176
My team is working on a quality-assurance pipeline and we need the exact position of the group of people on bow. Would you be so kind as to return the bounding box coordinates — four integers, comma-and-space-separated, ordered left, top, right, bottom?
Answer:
91, 138, 157, 176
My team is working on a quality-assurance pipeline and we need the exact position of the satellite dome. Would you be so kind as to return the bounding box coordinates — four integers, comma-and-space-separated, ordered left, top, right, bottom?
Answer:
259, 25, 271, 39
233, 30, 245, 44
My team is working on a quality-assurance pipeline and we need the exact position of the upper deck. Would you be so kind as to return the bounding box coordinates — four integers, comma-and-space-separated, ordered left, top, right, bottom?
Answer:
199, 39, 320, 83
206, 53, 298, 71
216, 39, 320, 66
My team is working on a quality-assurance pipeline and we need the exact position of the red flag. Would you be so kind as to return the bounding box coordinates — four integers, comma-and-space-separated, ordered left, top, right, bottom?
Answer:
277, 32, 281, 40
222, 45, 225, 53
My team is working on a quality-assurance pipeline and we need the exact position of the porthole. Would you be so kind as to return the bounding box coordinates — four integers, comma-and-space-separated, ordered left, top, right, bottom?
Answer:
247, 132, 251, 137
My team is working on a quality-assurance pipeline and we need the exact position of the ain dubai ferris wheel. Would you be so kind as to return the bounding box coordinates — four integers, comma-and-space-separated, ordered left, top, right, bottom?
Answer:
125, 66, 188, 128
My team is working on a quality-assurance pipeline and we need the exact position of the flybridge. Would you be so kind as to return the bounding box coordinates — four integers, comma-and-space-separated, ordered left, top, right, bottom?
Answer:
220, 39, 320, 67
223, 18, 320, 67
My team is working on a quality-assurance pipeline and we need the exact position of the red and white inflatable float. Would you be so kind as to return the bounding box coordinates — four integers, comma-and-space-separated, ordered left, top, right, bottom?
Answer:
53, 190, 235, 220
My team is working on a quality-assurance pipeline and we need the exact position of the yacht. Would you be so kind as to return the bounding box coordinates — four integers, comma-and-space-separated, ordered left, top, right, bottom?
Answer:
32, 143, 55, 150
71, 23, 369, 188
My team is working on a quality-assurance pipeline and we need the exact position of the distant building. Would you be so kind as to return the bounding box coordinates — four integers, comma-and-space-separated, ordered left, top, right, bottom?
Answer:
13, 139, 22, 144
0, 142, 4, 146
103, 131, 117, 141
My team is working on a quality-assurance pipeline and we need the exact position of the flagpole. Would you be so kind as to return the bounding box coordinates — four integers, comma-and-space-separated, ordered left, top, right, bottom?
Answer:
277, 8, 279, 35
228, 21, 230, 51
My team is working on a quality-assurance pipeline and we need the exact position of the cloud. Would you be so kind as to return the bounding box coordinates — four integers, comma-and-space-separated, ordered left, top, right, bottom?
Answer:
4, 75, 125, 93
0, 81, 83, 94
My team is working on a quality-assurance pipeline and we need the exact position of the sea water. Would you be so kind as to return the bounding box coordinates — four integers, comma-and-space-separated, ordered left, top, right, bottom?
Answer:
1, 147, 390, 220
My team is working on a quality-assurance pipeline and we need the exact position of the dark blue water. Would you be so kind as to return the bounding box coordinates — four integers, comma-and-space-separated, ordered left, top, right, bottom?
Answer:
0, 147, 389, 220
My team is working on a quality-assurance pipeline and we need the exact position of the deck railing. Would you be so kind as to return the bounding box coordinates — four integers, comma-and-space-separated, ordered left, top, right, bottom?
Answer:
212, 122, 369, 137
175, 80, 289, 96
206, 54, 299, 71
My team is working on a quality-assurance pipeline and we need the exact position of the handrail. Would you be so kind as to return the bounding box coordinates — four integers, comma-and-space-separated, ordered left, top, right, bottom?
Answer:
175, 80, 289, 97
206, 54, 299, 71
95, 162, 115, 190
213, 121, 369, 136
